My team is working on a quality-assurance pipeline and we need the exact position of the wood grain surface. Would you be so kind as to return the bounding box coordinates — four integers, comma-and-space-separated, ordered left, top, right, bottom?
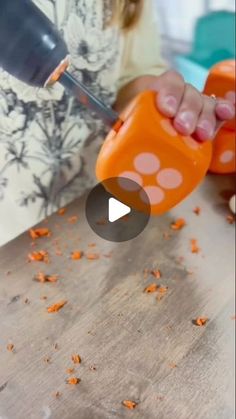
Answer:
0, 175, 235, 419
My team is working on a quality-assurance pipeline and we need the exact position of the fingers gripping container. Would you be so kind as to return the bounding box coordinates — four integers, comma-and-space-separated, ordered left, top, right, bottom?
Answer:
204, 60, 236, 174
96, 91, 213, 216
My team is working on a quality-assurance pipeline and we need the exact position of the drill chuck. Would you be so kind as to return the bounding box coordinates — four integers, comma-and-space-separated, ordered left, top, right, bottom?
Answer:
0, 0, 68, 87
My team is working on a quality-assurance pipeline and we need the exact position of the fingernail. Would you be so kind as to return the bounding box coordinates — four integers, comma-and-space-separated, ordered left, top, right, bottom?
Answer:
176, 111, 195, 132
217, 103, 235, 119
162, 96, 178, 115
197, 120, 214, 139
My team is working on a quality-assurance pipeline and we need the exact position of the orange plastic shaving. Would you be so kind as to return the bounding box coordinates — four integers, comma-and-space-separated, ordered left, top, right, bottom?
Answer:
158, 286, 168, 294
66, 377, 80, 385
163, 232, 171, 240
88, 243, 96, 248
169, 362, 177, 369
151, 270, 161, 279
35, 272, 58, 283
7, 343, 14, 352
193, 207, 201, 215
58, 208, 67, 215
171, 218, 186, 230
47, 300, 67, 313
144, 284, 159, 293
156, 286, 168, 301
66, 368, 75, 374
28, 251, 49, 262
29, 228, 51, 239
194, 317, 208, 326
68, 216, 78, 224
71, 251, 83, 260
122, 400, 137, 410
226, 214, 235, 224
71, 354, 81, 364
86, 253, 100, 260
190, 239, 200, 254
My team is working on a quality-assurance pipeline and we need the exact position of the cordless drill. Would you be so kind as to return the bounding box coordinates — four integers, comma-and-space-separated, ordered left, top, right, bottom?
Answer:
0, 0, 213, 215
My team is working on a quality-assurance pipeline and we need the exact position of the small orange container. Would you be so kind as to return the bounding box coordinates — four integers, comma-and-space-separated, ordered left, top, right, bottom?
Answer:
209, 128, 235, 174
204, 60, 235, 131
96, 91, 212, 215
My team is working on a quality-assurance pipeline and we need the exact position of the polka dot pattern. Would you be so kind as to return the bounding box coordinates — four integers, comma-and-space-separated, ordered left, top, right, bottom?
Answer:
157, 168, 183, 190
118, 150, 186, 208
220, 150, 234, 164
118, 171, 143, 191
134, 153, 160, 175
140, 186, 165, 205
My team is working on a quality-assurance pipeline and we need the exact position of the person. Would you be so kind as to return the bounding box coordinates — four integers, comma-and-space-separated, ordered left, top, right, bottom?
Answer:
0, 0, 235, 245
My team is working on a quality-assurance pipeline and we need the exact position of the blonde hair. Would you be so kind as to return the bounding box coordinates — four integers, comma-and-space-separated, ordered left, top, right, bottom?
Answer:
112, 0, 144, 30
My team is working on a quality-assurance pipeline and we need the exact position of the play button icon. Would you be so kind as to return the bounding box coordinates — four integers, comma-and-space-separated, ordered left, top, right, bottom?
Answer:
108, 198, 131, 223
85, 177, 150, 242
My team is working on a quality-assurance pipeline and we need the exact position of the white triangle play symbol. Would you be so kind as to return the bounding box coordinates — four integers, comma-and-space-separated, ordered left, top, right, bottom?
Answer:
108, 198, 131, 223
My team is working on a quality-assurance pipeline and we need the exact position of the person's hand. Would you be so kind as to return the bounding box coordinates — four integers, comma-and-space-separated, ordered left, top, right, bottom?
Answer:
152, 70, 235, 141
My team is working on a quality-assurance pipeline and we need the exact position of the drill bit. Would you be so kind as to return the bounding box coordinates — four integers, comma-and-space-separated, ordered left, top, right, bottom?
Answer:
59, 71, 123, 131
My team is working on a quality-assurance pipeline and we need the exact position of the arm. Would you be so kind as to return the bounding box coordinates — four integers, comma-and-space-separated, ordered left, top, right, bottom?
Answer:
115, 1, 235, 141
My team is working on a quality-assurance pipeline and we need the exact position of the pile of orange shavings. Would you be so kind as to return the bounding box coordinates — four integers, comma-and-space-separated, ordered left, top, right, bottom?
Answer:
47, 300, 67, 313
122, 400, 137, 410
171, 218, 186, 230
35, 272, 58, 283
66, 377, 80, 385
194, 317, 208, 326
144, 284, 159, 294
28, 250, 49, 263
71, 251, 83, 260
190, 239, 200, 254
71, 354, 81, 364
86, 253, 100, 260
29, 228, 51, 239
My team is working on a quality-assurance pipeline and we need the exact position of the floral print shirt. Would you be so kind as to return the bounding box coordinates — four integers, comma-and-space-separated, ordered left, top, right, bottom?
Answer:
0, 0, 165, 245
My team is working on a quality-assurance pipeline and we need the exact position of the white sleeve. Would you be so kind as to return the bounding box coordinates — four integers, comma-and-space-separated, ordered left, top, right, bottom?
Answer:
117, 0, 167, 89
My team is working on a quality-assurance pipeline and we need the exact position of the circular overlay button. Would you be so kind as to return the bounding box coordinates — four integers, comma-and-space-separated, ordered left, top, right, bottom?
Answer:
85, 177, 150, 242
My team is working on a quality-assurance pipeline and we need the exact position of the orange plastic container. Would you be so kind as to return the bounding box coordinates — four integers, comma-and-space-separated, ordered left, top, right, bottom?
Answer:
96, 91, 212, 215
204, 60, 235, 131
208, 128, 235, 174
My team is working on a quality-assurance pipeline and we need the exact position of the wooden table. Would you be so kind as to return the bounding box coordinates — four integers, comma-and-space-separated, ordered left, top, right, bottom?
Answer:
0, 175, 235, 419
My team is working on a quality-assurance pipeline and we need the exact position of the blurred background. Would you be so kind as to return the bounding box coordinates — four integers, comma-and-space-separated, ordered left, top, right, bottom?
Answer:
156, 0, 235, 90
